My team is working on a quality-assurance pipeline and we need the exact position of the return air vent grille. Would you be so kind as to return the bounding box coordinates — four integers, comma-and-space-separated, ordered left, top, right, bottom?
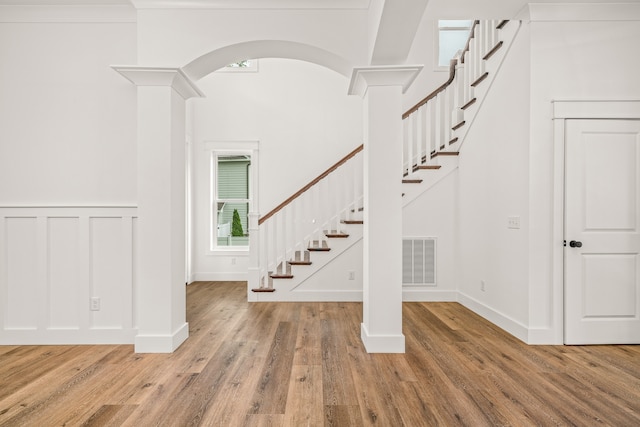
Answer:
402, 238, 436, 285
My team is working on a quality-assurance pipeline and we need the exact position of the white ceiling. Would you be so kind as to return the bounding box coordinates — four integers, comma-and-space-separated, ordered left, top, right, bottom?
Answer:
0, 0, 637, 15
0, 0, 129, 4
0, 0, 371, 7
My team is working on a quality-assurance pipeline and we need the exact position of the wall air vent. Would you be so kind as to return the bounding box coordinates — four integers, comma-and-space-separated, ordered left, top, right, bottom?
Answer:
402, 238, 436, 285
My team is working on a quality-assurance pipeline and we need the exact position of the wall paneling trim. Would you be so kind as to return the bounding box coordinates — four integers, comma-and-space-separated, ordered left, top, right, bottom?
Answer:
0, 206, 138, 345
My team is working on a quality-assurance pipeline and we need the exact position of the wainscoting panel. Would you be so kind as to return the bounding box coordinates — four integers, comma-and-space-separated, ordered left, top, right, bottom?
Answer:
48, 217, 81, 329
0, 206, 137, 345
4, 217, 39, 329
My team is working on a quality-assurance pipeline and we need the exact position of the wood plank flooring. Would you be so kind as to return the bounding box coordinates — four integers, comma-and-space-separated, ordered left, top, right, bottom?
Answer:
1, 281, 639, 426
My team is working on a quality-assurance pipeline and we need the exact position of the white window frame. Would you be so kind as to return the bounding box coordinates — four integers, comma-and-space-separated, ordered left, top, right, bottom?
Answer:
207, 141, 259, 253
216, 59, 259, 73
435, 20, 473, 71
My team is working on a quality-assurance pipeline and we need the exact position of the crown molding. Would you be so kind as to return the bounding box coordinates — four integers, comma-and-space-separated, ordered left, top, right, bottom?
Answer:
0, 4, 135, 22
348, 65, 423, 98
111, 66, 205, 100
129, 0, 370, 9
519, 3, 640, 22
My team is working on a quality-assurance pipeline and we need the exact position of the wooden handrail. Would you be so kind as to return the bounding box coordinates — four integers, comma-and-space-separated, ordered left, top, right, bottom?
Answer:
402, 20, 480, 120
460, 20, 480, 64
258, 144, 364, 225
402, 59, 457, 120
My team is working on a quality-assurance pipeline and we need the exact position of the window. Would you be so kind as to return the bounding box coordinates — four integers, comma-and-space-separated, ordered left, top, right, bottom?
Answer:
217, 59, 259, 73
212, 153, 252, 249
437, 20, 473, 67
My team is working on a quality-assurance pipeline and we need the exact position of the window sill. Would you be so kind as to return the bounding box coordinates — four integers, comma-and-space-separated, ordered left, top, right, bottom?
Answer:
207, 248, 249, 257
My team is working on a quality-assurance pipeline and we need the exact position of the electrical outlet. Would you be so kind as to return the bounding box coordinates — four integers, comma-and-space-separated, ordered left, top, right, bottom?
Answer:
90, 297, 101, 311
507, 216, 521, 229
480, 280, 486, 292
348, 271, 355, 280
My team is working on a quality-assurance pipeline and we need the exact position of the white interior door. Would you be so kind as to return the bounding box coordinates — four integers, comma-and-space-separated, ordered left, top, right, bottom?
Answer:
565, 119, 640, 344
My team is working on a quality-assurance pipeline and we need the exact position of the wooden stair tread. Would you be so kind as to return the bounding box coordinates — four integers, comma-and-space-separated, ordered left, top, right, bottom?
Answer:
308, 240, 330, 251
270, 274, 293, 279
416, 165, 442, 170
497, 20, 508, 29
308, 247, 331, 252
449, 137, 459, 145
325, 233, 349, 238
288, 260, 312, 266
462, 98, 477, 110
341, 219, 363, 225
471, 72, 489, 87
431, 151, 460, 159
251, 288, 275, 293
483, 41, 503, 61
403, 179, 423, 184
452, 120, 466, 131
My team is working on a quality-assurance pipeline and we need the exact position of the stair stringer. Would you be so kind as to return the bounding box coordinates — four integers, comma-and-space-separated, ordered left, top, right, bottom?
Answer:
402, 159, 459, 207
253, 223, 363, 302
452, 20, 522, 153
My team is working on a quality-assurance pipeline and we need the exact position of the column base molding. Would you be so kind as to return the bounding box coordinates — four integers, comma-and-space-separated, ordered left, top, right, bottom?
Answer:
361, 323, 405, 353
134, 322, 189, 353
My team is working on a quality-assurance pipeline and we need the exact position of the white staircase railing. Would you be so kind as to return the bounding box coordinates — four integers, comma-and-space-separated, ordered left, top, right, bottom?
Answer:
402, 20, 512, 176
248, 146, 364, 295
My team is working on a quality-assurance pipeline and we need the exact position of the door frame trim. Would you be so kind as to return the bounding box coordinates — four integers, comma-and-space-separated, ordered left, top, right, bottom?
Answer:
552, 99, 640, 344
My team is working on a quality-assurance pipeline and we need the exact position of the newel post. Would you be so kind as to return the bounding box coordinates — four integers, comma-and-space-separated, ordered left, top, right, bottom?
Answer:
248, 212, 260, 300
112, 66, 203, 353
348, 65, 422, 353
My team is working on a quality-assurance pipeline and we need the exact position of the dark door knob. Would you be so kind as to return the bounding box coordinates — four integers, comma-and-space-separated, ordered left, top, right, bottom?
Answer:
569, 240, 582, 248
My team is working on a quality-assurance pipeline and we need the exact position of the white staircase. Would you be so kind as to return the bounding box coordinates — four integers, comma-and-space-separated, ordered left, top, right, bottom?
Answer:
249, 20, 521, 301
248, 146, 364, 301
402, 20, 521, 207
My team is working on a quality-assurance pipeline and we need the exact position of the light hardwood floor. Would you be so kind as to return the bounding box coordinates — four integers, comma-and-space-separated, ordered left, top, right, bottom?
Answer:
1, 281, 639, 426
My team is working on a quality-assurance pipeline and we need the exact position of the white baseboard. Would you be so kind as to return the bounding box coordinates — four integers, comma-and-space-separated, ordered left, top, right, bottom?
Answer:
360, 323, 405, 353
457, 292, 528, 343
191, 272, 248, 282
402, 288, 457, 302
527, 327, 563, 345
134, 322, 189, 353
0, 328, 136, 345
253, 289, 363, 302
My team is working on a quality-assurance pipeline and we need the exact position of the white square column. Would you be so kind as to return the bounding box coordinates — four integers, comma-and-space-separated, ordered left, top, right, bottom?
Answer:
113, 67, 203, 353
349, 66, 422, 353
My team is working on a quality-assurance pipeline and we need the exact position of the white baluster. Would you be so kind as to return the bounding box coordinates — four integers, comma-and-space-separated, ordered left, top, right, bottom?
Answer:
248, 212, 260, 291
283, 204, 290, 269
455, 57, 464, 109
426, 100, 434, 162
446, 86, 454, 146
464, 49, 472, 103
403, 117, 410, 175
482, 20, 489, 58
261, 219, 269, 285
438, 92, 447, 153
489, 20, 497, 52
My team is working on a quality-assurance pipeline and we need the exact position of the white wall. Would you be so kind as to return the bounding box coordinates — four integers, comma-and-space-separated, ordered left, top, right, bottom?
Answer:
402, 170, 458, 300
452, 10, 640, 343
191, 58, 363, 281
403, 17, 446, 112
456, 21, 530, 337
0, 13, 137, 205
137, 9, 368, 71
527, 14, 640, 341
0, 7, 138, 344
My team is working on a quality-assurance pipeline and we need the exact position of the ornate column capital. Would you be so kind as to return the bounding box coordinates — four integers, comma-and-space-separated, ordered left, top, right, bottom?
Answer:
348, 65, 423, 98
111, 66, 205, 100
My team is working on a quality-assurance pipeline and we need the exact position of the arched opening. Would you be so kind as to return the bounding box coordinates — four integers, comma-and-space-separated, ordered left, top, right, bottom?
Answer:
183, 42, 363, 293
182, 40, 354, 81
